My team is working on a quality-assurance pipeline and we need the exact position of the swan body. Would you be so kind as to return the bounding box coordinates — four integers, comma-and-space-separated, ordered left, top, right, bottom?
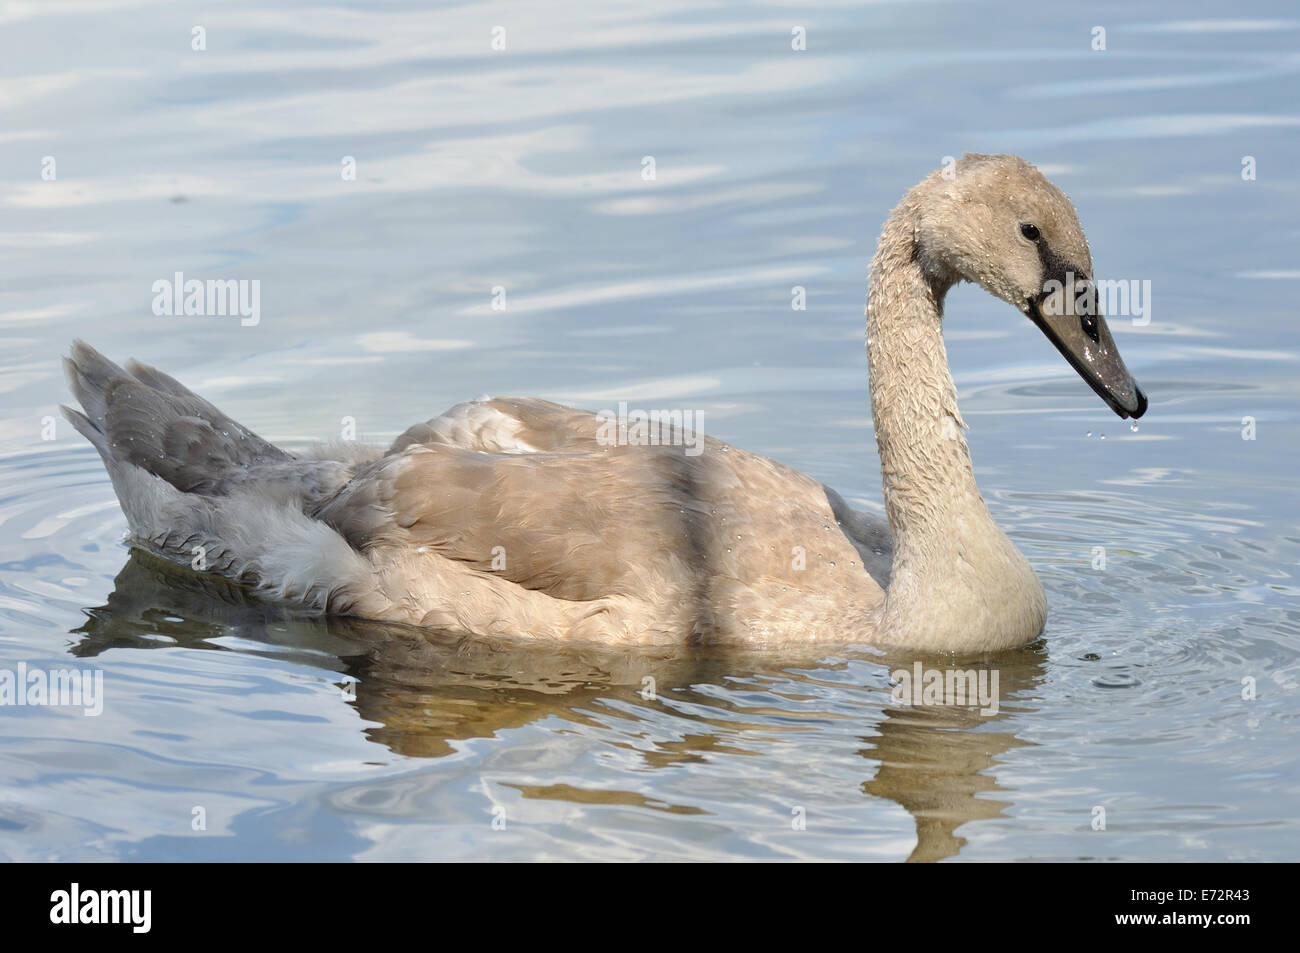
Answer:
64, 155, 1145, 652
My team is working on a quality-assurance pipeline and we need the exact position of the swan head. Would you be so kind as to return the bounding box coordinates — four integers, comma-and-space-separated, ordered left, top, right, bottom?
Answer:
915, 153, 1147, 419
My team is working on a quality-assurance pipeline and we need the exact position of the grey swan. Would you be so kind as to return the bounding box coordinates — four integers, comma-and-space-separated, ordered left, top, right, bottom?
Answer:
64, 154, 1145, 652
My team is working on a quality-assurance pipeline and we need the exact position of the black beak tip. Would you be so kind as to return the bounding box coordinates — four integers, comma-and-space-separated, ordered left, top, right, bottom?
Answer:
1130, 386, 1148, 420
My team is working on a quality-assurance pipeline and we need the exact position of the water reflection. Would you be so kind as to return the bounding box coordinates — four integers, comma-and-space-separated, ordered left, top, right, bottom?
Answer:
866, 646, 1045, 862
70, 550, 1046, 861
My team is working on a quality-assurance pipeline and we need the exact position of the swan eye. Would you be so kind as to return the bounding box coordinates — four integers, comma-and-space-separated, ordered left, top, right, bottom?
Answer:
1020, 223, 1041, 241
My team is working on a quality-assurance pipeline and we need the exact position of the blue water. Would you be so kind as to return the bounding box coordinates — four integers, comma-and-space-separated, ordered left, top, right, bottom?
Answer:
0, 0, 1297, 861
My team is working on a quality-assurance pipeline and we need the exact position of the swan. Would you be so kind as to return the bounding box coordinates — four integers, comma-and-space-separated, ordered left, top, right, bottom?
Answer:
64, 154, 1145, 652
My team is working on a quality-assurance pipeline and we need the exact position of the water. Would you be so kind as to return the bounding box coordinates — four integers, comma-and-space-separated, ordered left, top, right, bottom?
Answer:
1, 0, 1298, 861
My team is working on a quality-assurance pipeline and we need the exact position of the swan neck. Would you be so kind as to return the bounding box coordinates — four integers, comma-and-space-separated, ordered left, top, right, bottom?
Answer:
864, 207, 1046, 651
866, 212, 980, 541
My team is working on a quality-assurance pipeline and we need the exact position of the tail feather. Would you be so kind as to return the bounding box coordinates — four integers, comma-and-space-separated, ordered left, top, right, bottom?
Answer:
63, 339, 292, 494
60, 402, 102, 450
63, 339, 130, 440
63, 340, 375, 614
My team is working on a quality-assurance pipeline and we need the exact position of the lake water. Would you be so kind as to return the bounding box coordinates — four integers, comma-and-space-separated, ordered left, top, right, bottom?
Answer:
1, 0, 1297, 861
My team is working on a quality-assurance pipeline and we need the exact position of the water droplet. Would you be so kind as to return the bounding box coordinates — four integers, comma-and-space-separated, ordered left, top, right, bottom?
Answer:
1099, 434, 1106, 440
828, 561, 836, 567
1130, 422, 1139, 432
1085, 431, 1092, 437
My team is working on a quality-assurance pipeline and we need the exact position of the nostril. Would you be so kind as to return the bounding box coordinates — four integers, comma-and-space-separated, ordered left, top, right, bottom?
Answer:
1081, 312, 1099, 344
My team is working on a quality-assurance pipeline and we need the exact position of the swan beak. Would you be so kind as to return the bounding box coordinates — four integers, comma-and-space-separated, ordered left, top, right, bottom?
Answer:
1026, 278, 1147, 419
